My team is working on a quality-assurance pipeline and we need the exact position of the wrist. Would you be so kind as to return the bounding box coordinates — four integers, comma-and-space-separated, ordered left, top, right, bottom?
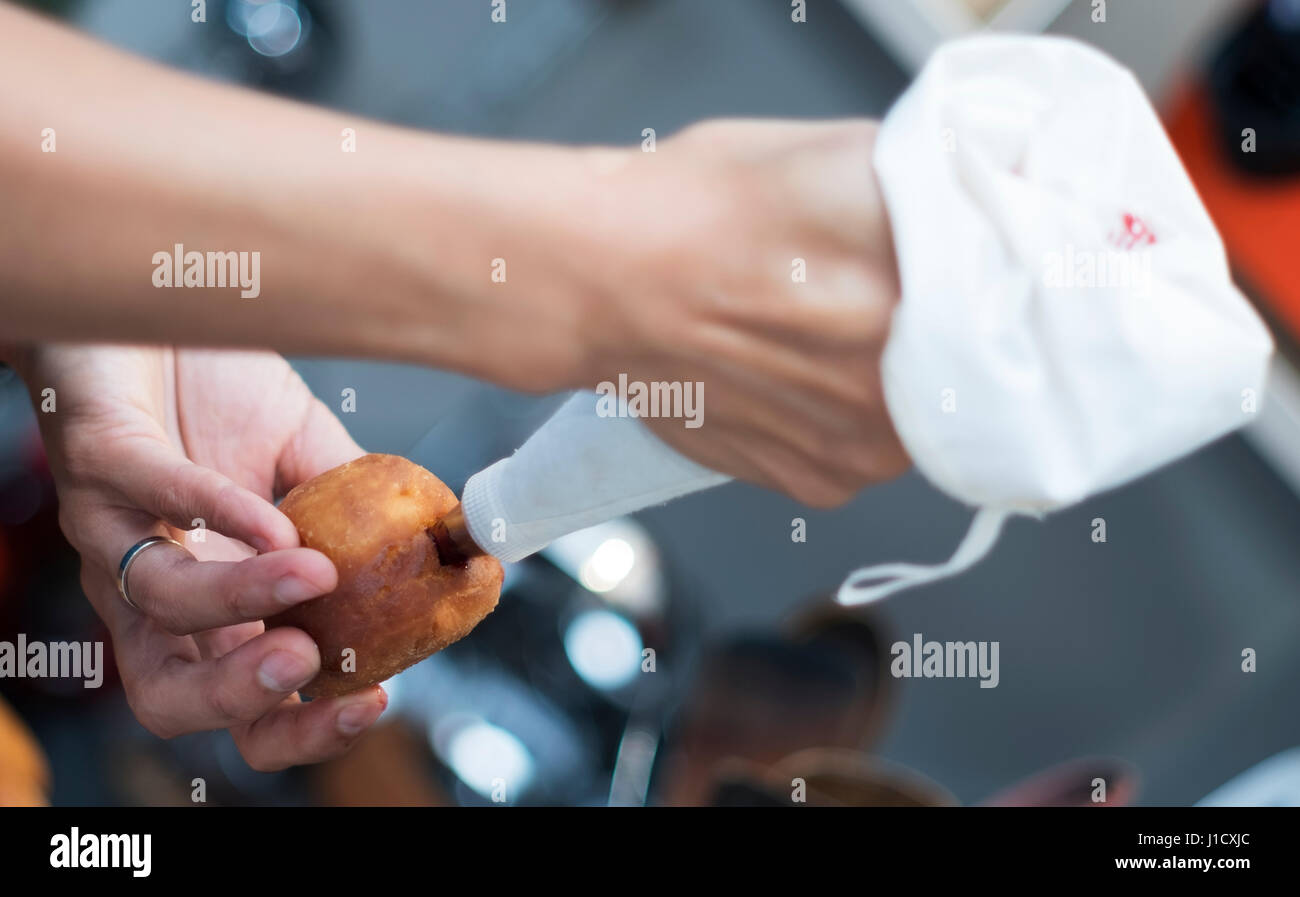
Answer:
372, 135, 617, 393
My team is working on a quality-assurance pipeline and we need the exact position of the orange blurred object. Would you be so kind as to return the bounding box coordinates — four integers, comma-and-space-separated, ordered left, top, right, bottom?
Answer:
0, 694, 49, 806
1166, 83, 1300, 345
309, 721, 447, 807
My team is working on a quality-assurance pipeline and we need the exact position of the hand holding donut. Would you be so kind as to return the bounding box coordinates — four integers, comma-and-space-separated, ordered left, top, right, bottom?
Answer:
23, 346, 386, 771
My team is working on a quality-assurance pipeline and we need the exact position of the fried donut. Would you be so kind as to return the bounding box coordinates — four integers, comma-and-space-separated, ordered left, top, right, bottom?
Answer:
265, 454, 503, 697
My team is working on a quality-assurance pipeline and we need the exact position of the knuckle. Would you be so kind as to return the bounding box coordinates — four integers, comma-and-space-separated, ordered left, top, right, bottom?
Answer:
157, 615, 192, 638
136, 555, 196, 635
830, 372, 883, 416
867, 429, 912, 477
211, 479, 247, 524
220, 576, 252, 623
61, 439, 105, 486
851, 377, 885, 411
842, 445, 886, 480
149, 599, 195, 637
241, 751, 282, 774
148, 476, 191, 523
805, 489, 853, 510
833, 433, 910, 484
792, 476, 855, 509
122, 664, 188, 740
879, 446, 911, 479
236, 736, 289, 773
208, 683, 257, 725
836, 440, 910, 485
56, 505, 82, 548
130, 698, 181, 740
146, 592, 189, 636
751, 448, 852, 509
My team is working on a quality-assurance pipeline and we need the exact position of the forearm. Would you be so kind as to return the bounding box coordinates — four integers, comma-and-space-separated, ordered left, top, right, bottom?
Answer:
0, 3, 603, 390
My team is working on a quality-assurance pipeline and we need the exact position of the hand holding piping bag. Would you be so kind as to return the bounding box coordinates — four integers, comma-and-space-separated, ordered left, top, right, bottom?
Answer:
437, 37, 1273, 612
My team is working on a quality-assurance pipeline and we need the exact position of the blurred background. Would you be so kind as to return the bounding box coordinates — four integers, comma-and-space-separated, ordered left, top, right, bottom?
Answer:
4, 0, 1300, 807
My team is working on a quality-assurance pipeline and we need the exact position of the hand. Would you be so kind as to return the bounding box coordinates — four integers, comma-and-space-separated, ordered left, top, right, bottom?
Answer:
574, 119, 909, 507
23, 346, 386, 771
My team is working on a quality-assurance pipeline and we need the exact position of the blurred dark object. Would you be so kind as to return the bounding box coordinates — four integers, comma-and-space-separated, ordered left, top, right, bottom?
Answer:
108, 742, 202, 807
712, 750, 957, 808
982, 757, 1139, 806
310, 720, 449, 807
371, 517, 691, 806
301, 583, 899, 807
0, 430, 119, 702
1211, 0, 1300, 176
657, 599, 893, 806
785, 604, 894, 747
710, 752, 1136, 807
10, 0, 81, 15
205, 0, 339, 97
1167, 0, 1300, 344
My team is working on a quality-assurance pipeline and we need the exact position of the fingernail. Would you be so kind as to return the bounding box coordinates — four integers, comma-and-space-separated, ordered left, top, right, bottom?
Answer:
336, 701, 382, 737
258, 651, 315, 692
273, 575, 321, 605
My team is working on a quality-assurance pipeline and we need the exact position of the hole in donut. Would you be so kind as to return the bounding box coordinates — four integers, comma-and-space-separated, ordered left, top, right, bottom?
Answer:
427, 523, 466, 568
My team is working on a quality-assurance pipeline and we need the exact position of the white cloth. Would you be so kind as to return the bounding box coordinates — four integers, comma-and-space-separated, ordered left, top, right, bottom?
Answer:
838, 34, 1273, 605
461, 392, 728, 563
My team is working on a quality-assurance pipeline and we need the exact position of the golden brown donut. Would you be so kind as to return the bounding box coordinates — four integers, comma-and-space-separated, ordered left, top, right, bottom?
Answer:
265, 453, 503, 697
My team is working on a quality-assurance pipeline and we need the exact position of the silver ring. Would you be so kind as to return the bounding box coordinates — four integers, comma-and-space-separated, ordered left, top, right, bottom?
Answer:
116, 536, 188, 611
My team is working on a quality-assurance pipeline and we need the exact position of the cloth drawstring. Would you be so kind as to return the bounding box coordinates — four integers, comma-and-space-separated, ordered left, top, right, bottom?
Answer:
836, 508, 1010, 606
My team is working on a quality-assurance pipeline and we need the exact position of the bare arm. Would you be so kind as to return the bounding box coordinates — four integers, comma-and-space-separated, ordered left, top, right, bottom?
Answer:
1, 2, 909, 506
0, 2, 597, 388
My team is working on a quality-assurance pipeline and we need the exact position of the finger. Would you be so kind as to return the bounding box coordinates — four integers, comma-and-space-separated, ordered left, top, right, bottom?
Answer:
232, 686, 388, 772
691, 318, 890, 425
107, 437, 300, 552
81, 565, 197, 668
125, 538, 336, 635
196, 621, 266, 660
128, 627, 322, 738
709, 424, 864, 508
645, 375, 854, 486
277, 398, 365, 491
